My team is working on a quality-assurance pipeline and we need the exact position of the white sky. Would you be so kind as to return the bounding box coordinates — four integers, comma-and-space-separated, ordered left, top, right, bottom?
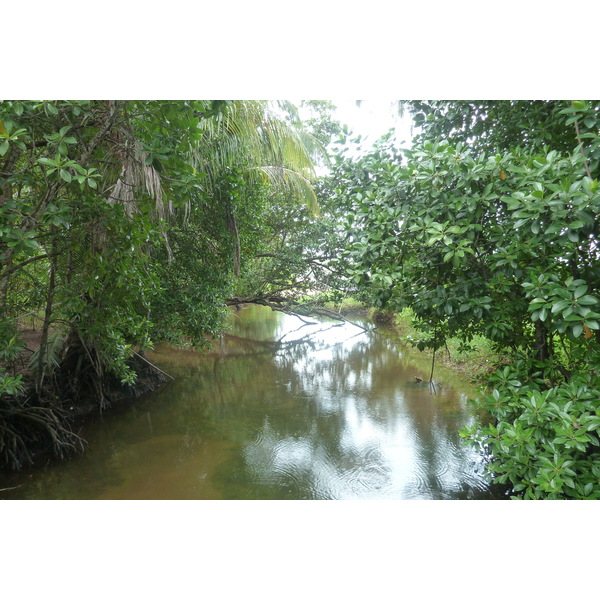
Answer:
331, 100, 415, 150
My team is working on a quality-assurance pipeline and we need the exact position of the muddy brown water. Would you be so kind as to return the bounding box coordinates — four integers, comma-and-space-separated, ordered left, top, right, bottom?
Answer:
1, 305, 505, 499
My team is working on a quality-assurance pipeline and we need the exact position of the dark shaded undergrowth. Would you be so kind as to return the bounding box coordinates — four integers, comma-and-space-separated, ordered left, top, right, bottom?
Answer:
1, 332, 167, 471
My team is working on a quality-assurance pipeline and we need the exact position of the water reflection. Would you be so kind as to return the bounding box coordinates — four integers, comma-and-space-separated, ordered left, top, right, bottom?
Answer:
229, 308, 491, 499
0, 305, 498, 500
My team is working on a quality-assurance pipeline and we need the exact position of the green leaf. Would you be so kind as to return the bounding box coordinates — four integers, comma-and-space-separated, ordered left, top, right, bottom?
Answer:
38, 157, 56, 166
0, 141, 8, 156
59, 169, 72, 183
569, 220, 584, 229
551, 300, 569, 314
514, 218, 529, 229
24, 239, 39, 251
578, 295, 598, 306
583, 116, 596, 128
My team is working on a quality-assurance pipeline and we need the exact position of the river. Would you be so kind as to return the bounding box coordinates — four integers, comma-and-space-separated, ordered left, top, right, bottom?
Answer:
0, 305, 504, 499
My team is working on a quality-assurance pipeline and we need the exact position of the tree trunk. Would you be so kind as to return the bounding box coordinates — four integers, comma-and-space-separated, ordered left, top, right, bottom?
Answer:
534, 320, 550, 362
36, 235, 58, 392
224, 202, 241, 277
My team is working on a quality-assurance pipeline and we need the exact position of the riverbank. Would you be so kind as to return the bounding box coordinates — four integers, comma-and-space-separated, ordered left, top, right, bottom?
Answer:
1, 303, 504, 499
1, 301, 501, 474
0, 327, 169, 472
327, 299, 506, 383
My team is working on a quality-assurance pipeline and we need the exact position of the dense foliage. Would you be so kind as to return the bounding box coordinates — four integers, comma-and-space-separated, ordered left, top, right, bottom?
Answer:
329, 100, 600, 498
227, 101, 347, 307
0, 100, 321, 468
4, 98, 599, 498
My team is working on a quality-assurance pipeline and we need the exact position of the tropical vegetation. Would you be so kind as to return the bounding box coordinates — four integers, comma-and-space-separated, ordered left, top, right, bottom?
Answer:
2, 98, 600, 499
0, 100, 327, 468
331, 101, 600, 499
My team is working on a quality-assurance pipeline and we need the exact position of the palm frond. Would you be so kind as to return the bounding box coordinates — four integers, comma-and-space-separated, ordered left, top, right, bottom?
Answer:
107, 144, 173, 260
252, 166, 319, 215
191, 100, 319, 209
109, 146, 168, 218
29, 329, 66, 377
177, 100, 322, 277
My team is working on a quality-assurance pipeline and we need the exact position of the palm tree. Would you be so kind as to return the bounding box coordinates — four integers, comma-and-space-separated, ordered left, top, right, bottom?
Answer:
187, 100, 324, 276
106, 100, 323, 275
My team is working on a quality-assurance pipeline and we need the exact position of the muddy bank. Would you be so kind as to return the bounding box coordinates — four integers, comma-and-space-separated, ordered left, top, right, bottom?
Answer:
1, 331, 169, 471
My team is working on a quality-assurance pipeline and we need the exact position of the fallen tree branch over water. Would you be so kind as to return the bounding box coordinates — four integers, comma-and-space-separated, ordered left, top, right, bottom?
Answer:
132, 350, 175, 381
226, 294, 373, 333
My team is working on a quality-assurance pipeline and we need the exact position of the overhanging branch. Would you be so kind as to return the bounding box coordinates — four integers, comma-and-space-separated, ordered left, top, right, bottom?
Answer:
226, 293, 372, 333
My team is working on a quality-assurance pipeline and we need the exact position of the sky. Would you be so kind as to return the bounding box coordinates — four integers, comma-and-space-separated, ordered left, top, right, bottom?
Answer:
331, 99, 415, 150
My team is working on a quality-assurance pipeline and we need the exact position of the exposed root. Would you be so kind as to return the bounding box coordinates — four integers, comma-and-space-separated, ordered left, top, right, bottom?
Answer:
0, 397, 86, 470
1, 329, 170, 471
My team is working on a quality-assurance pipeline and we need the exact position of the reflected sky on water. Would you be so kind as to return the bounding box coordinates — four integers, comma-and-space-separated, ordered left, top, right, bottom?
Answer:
0, 305, 501, 500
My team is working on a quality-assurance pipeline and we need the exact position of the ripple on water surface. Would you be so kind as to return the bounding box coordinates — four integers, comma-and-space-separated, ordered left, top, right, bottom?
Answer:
0, 305, 503, 500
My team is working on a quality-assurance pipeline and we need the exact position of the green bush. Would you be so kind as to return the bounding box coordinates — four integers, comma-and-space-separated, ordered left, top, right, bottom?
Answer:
461, 357, 600, 499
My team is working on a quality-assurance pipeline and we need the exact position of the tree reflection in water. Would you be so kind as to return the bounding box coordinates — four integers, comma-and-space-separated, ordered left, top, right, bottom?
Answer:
0, 304, 499, 499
